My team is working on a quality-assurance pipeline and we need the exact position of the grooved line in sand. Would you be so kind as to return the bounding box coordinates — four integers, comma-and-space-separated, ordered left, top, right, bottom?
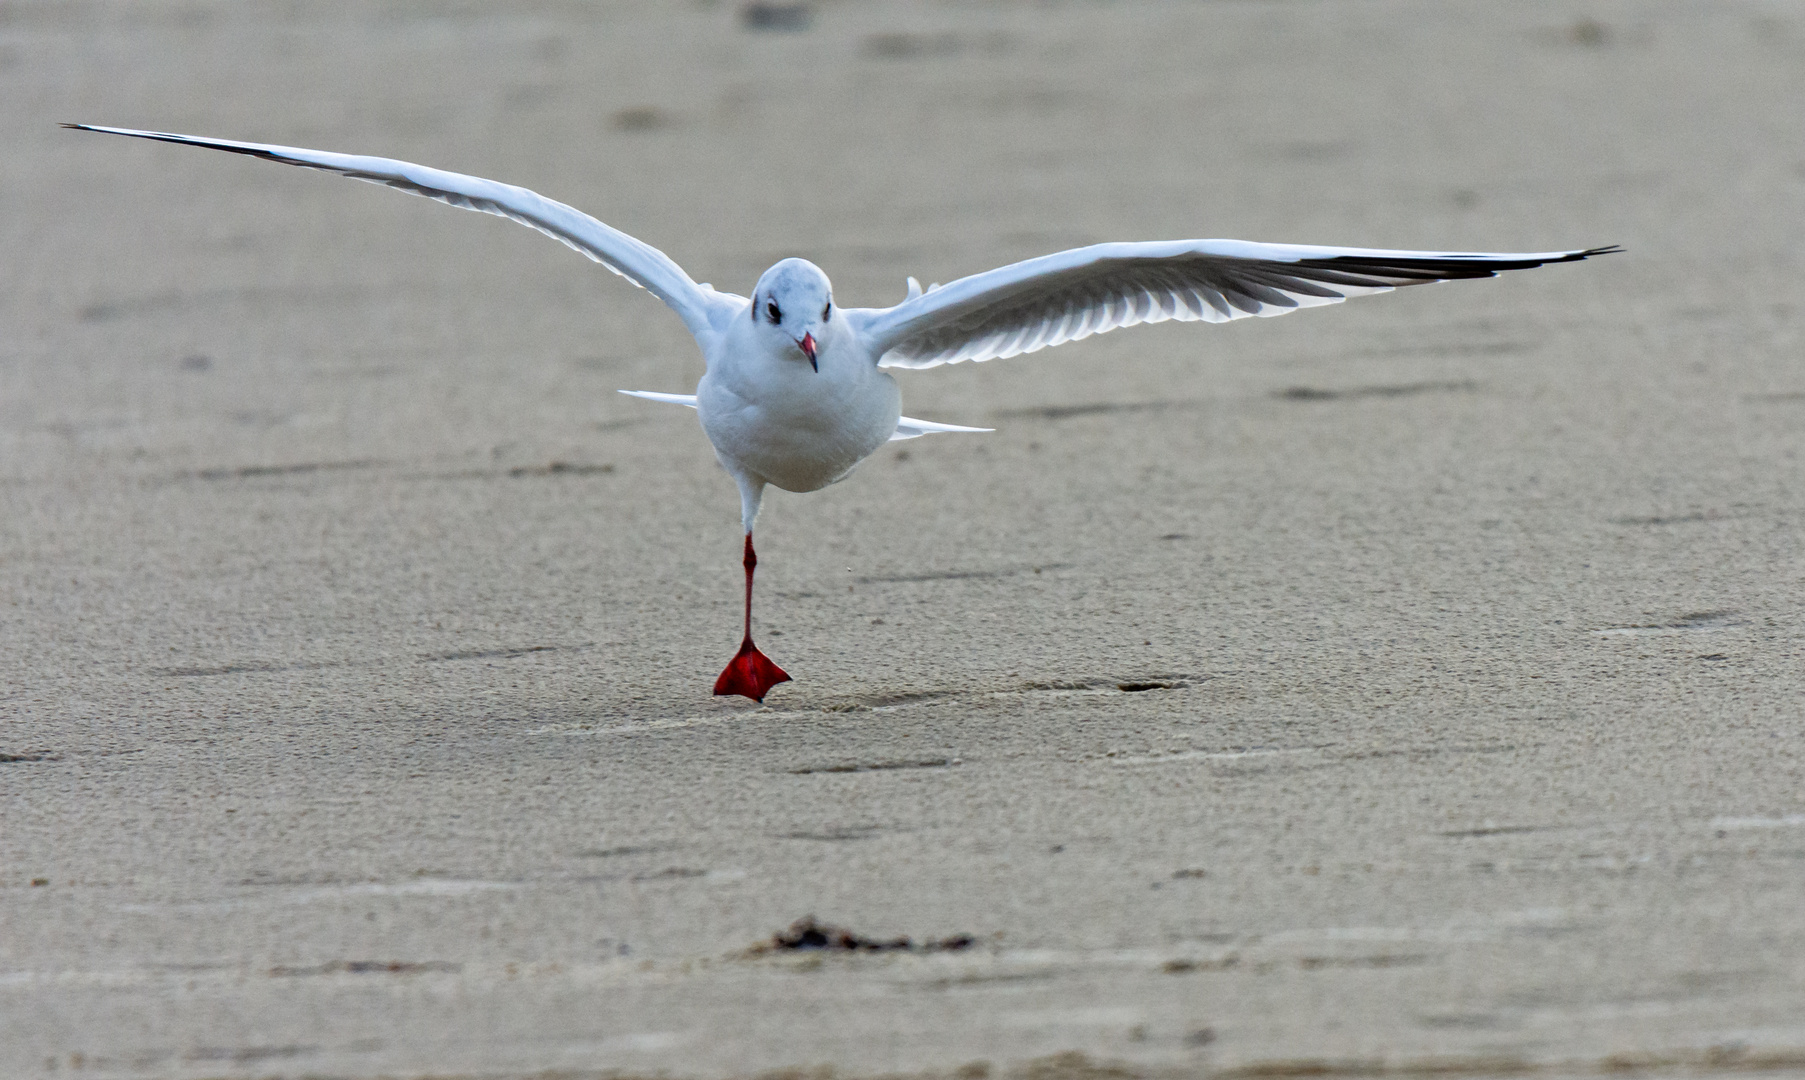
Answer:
525, 679, 1197, 737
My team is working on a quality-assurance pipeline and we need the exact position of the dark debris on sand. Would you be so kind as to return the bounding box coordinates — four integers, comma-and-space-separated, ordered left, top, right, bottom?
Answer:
755, 916, 975, 954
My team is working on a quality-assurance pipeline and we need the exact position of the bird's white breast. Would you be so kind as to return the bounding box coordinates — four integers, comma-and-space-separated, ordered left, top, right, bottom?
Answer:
697, 328, 901, 493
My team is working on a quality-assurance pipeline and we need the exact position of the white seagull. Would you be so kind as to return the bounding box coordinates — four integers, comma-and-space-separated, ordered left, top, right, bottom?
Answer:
67, 124, 1616, 702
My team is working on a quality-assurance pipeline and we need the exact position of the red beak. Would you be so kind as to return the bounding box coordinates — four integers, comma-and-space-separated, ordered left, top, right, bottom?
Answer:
797, 333, 818, 371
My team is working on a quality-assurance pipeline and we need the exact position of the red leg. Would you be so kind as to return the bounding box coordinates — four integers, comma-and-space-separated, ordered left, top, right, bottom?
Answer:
713, 532, 791, 702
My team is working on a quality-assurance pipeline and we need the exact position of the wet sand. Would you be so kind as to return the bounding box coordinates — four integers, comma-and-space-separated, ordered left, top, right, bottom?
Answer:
4, 1, 1804, 1077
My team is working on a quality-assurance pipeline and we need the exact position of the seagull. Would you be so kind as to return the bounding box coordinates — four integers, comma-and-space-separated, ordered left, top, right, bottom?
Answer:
66, 124, 1617, 702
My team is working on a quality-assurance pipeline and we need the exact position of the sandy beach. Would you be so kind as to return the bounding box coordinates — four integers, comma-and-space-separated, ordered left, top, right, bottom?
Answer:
3, 1, 1804, 1076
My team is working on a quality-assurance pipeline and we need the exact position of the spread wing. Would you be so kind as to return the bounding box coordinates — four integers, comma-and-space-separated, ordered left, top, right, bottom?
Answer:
64, 124, 744, 342
845, 240, 1618, 369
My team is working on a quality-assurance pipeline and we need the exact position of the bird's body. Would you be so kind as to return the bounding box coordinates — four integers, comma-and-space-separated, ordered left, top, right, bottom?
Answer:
698, 272, 902, 505
67, 123, 1617, 701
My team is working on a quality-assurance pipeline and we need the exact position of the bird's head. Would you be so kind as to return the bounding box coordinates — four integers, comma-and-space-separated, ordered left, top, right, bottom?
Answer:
751, 258, 834, 372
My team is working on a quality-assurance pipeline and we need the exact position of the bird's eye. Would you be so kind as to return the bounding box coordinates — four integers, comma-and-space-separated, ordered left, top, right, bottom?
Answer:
766, 301, 782, 324
822, 300, 831, 322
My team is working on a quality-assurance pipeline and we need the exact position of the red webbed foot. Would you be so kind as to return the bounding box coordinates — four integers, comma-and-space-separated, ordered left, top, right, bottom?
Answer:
714, 636, 791, 702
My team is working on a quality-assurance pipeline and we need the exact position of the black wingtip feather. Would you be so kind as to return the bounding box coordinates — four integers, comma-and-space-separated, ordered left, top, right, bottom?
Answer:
63, 124, 297, 166
1296, 244, 1622, 284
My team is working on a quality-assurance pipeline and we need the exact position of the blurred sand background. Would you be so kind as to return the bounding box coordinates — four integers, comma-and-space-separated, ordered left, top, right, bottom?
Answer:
3, 0, 1804, 1076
